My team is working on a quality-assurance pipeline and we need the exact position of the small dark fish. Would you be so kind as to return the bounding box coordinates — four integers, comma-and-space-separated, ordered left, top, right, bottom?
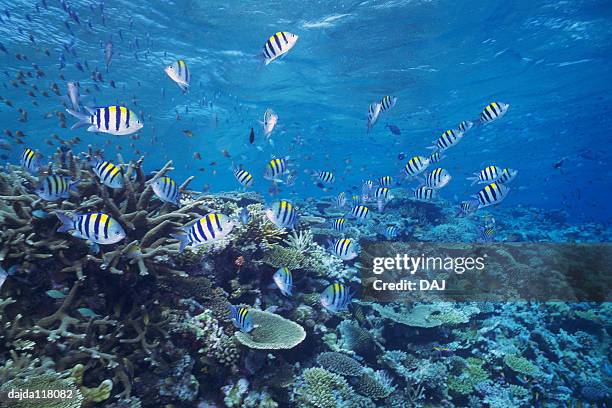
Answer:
553, 157, 566, 169
249, 127, 255, 144
397, 152, 406, 161
182, 130, 193, 137
386, 124, 401, 135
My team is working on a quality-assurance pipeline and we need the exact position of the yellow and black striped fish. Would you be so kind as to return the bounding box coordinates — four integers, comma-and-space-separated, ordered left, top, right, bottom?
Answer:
35, 174, 79, 201
480, 102, 509, 124
429, 151, 445, 163
152, 176, 180, 205
20, 147, 41, 173
380, 95, 397, 112
228, 305, 254, 332
468, 165, 502, 186
55, 211, 126, 245
266, 200, 298, 229
378, 175, 393, 187
264, 157, 290, 182
262, 32, 299, 65
320, 282, 354, 312
424, 168, 451, 189
497, 168, 518, 184
172, 213, 236, 252
332, 217, 346, 232
413, 186, 437, 202
315, 171, 335, 184
433, 129, 463, 151
234, 168, 254, 188
457, 120, 474, 133
350, 205, 370, 222
404, 156, 430, 177
90, 157, 124, 188
66, 105, 142, 136
164, 60, 190, 91
474, 182, 510, 208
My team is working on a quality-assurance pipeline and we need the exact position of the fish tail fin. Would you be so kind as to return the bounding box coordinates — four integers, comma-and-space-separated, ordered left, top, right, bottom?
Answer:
66, 108, 90, 130
69, 179, 80, 192
54, 211, 73, 233
170, 233, 190, 253
467, 176, 478, 186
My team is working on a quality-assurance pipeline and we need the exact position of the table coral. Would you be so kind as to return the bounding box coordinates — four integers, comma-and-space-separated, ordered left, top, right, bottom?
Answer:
234, 309, 306, 350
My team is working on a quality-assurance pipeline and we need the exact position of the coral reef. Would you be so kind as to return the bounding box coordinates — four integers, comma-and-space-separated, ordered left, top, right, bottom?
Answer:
1, 152, 610, 407
233, 309, 306, 350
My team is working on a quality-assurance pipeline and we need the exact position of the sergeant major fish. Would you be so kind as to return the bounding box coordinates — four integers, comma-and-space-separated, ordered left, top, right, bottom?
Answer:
421, 168, 451, 189
366, 102, 382, 132
404, 156, 430, 178
264, 157, 290, 183
473, 182, 510, 209
164, 59, 190, 91
273, 267, 293, 297
330, 238, 360, 261
35, 174, 79, 201
151, 176, 180, 205
261, 31, 299, 65
261, 108, 278, 139
320, 282, 354, 313
20, 147, 42, 173
479, 102, 509, 124
90, 157, 124, 188
228, 305, 254, 332
379, 95, 397, 112
266, 200, 298, 229
467, 165, 502, 186
66, 105, 143, 136
55, 211, 126, 245
171, 213, 235, 252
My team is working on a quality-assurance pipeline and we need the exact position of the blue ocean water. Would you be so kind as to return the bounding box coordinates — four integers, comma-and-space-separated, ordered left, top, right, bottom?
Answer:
1, 0, 611, 223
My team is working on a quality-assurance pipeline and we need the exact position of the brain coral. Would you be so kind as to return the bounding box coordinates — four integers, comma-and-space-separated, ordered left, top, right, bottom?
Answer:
316, 352, 363, 377
234, 309, 306, 350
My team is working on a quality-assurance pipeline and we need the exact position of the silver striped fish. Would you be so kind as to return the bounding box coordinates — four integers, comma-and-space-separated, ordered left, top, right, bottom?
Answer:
264, 157, 290, 182
172, 213, 235, 252
380, 95, 397, 112
55, 211, 126, 245
262, 32, 299, 66
164, 59, 190, 91
66, 105, 142, 136
467, 166, 502, 186
480, 102, 509, 124
332, 217, 346, 232
152, 176, 180, 205
273, 267, 293, 297
474, 182, 510, 209
234, 168, 254, 188
266, 200, 298, 229
350, 205, 370, 222
432, 129, 463, 152
404, 156, 430, 178
497, 168, 518, 184
320, 282, 354, 312
35, 174, 79, 201
423, 168, 451, 189
20, 148, 41, 173
330, 239, 360, 261
413, 186, 437, 202
90, 157, 124, 189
